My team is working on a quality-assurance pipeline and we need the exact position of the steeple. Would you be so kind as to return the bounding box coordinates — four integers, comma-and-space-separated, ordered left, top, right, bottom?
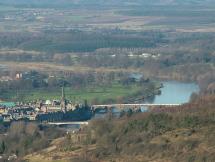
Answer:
62, 86, 65, 100
61, 86, 67, 112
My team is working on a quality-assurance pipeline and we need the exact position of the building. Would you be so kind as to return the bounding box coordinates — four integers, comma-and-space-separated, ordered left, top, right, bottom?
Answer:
0, 107, 6, 114
60, 86, 67, 112
15, 73, 23, 79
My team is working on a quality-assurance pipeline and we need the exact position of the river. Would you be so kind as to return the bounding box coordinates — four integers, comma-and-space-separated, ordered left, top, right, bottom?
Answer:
145, 81, 199, 105
59, 81, 200, 130
94, 81, 200, 116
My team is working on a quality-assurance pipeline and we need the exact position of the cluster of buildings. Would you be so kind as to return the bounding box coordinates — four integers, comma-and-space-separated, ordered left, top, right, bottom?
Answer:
0, 87, 82, 123
0, 71, 40, 82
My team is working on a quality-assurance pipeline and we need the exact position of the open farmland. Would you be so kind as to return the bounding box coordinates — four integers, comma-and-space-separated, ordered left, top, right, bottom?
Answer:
1, 83, 144, 103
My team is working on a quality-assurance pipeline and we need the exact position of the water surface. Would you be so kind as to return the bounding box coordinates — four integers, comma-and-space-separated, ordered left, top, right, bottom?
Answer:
145, 81, 199, 104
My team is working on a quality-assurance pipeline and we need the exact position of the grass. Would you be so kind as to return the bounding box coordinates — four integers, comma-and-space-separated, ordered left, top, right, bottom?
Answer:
2, 83, 142, 104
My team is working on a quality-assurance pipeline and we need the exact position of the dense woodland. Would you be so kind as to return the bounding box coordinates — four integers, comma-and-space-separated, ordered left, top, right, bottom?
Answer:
0, 30, 165, 53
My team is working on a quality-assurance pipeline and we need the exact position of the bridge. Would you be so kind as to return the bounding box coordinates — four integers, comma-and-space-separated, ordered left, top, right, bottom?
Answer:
92, 103, 181, 109
47, 121, 89, 126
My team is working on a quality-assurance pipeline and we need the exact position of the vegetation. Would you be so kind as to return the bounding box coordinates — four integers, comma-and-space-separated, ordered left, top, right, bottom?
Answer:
1, 82, 151, 104
1, 1, 215, 162
21, 95, 215, 162
69, 96, 215, 162
0, 69, 159, 104
0, 122, 64, 160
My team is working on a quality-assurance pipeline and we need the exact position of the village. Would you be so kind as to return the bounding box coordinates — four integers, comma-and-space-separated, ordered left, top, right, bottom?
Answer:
0, 87, 93, 123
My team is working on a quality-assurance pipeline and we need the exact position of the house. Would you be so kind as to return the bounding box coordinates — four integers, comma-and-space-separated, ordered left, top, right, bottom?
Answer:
8, 154, 17, 161
0, 107, 6, 114
128, 73, 143, 82
0, 76, 13, 82
45, 100, 52, 105
2, 114, 12, 122
15, 73, 23, 79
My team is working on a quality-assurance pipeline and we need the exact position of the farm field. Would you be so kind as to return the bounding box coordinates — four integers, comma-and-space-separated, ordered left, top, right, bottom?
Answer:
1, 83, 145, 104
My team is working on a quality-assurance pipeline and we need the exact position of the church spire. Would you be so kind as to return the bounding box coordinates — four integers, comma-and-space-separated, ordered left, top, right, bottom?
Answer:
61, 86, 66, 112
62, 86, 65, 100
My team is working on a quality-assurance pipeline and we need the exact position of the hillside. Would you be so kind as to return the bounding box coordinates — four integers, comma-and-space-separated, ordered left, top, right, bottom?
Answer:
24, 95, 215, 162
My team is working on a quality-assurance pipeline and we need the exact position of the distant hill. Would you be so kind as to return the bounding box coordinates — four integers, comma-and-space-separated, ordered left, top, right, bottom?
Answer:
0, 0, 214, 8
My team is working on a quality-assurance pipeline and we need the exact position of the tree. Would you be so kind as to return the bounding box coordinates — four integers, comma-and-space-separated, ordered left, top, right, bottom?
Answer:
0, 141, 6, 154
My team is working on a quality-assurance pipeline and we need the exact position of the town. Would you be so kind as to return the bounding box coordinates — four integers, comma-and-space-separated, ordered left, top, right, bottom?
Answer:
0, 69, 163, 124
0, 87, 93, 123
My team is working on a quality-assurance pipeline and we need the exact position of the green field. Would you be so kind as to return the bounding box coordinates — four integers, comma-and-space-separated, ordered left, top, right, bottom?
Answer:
2, 83, 144, 104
